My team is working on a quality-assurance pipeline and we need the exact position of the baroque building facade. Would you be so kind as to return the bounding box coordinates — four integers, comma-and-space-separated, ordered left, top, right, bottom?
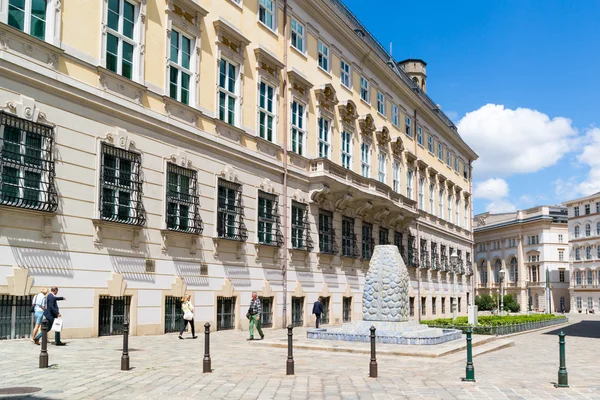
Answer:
0, 0, 476, 339
473, 206, 569, 313
564, 192, 600, 313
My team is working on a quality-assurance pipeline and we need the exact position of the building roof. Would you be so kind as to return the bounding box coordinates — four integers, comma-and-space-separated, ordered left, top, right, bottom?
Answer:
473, 205, 567, 232
562, 191, 600, 206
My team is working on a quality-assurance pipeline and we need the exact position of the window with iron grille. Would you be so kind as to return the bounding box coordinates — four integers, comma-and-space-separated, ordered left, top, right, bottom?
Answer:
421, 297, 426, 315
408, 235, 416, 266
420, 238, 429, 268
440, 245, 447, 271
362, 222, 374, 260
342, 217, 359, 258
431, 242, 438, 270
259, 296, 273, 328
458, 297, 462, 312
432, 297, 437, 315
0, 295, 33, 340
318, 210, 337, 254
99, 295, 131, 336
343, 296, 352, 322
409, 296, 414, 316
0, 112, 57, 212
292, 296, 304, 327
217, 179, 247, 241
166, 163, 202, 234
164, 296, 183, 334
320, 296, 330, 325
217, 296, 236, 330
394, 231, 406, 261
379, 228, 389, 245
441, 297, 446, 314
100, 143, 145, 225
258, 191, 282, 246
291, 201, 313, 250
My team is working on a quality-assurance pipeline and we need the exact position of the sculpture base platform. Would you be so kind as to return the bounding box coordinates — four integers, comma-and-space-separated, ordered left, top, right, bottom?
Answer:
307, 321, 461, 345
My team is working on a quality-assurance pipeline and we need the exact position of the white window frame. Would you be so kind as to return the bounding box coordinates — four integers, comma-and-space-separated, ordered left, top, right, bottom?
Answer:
101, 0, 145, 82
429, 182, 435, 215
291, 99, 306, 156
406, 169, 414, 200
167, 28, 197, 106
427, 135, 433, 153
439, 189, 444, 219
360, 76, 370, 103
341, 59, 351, 89
217, 57, 240, 126
464, 203, 469, 229
447, 194, 452, 222
290, 17, 305, 53
341, 130, 352, 169
455, 198, 460, 226
418, 177, 424, 209
417, 126, 423, 146
361, 143, 370, 178
258, 0, 276, 31
391, 103, 399, 127
317, 40, 330, 72
378, 152, 386, 183
559, 250, 564, 261
1, 0, 61, 46
392, 162, 400, 192
446, 148, 451, 166
405, 116, 412, 137
377, 91, 385, 116
454, 156, 459, 172
318, 116, 331, 159
258, 80, 277, 143
437, 142, 443, 160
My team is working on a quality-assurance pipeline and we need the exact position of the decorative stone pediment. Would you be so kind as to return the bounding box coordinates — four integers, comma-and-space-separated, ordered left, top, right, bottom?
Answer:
391, 137, 404, 158
474, 213, 488, 228
167, 0, 208, 35
376, 126, 391, 147
288, 68, 313, 101
314, 84, 339, 114
218, 164, 241, 184
169, 149, 194, 169
291, 189, 307, 204
214, 17, 250, 63
359, 114, 376, 142
259, 178, 277, 194
1, 95, 50, 124
338, 100, 359, 130
104, 128, 136, 152
254, 46, 284, 85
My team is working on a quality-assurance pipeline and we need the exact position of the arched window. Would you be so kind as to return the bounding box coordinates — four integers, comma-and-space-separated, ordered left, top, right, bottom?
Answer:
479, 260, 488, 284
587, 246, 592, 260
586, 224, 591, 237
412, 76, 419, 85
574, 225, 580, 238
560, 297, 565, 312
587, 270, 593, 285
509, 257, 518, 282
534, 293, 539, 310
494, 259, 501, 282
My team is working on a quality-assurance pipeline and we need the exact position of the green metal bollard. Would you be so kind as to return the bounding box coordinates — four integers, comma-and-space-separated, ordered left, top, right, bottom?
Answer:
555, 331, 569, 388
462, 327, 475, 382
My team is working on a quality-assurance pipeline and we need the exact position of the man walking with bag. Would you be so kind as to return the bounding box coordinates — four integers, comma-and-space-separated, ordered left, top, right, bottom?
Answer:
35, 286, 66, 346
247, 292, 264, 341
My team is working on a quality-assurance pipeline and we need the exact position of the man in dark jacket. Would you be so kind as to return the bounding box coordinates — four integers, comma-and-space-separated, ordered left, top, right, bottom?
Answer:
35, 286, 66, 346
312, 297, 324, 328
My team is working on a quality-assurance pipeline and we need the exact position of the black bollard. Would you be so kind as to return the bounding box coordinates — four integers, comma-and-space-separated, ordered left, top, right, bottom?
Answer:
462, 327, 475, 382
121, 322, 130, 371
39, 317, 48, 368
203, 323, 211, 373
369, 326, 377, 378
286, 325, 294, 375
555, 331, 568, 388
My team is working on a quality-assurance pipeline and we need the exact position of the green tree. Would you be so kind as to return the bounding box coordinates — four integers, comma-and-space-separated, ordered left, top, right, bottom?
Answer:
475, 294, 494, 311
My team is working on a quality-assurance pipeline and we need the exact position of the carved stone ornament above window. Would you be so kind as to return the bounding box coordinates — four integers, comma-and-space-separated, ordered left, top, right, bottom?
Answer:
0, 26, 63, 70
254, 46, 284, 84
359, 114, 376, 140
103, 128, 137, 152
314, 84, 339, 114
391, 137, 404, 158
98, 67, 147, 105
338, 100, 359, 130
376, 126, 391, 147
218, 164, 241, 184
259, 178, 277, 194
166, 0, 208, 34
213, 17, 250, 63
288, 68, 313, 101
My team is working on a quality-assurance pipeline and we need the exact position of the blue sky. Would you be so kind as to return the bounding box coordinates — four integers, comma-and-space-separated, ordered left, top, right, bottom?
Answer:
343, 0, 600, 214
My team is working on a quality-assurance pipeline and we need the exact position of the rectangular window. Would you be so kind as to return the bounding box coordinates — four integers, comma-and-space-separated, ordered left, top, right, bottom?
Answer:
421, 297, 426, 316
455, 199, 460, 226
258, 81, 276, 142
291, 201, 311, 250
169, 30, 192, 105
166, 163, 201, 234
409, 297, 415, 317
464, 204, 469, 229
418, 177, 424, 209
463, 163, 468, 179
447, 194, 452, 222
439, 189, 444, 219
437, 142, 443, 160
588, 297, 593, 309
392, 162, 400, 192
576, 297, 582, 309
100, 144, 144, 225
258, 0, 275, 30
454, 156, 459, 172
341, 131, 352, 169
417, 126, 423, 146
8, 0, 48, 41
291, 296, 303, 327
558, 234, 563, 243
258, 192, 281, 246
320, 296, 331, 325
99, 295, 131, 336
343, 297, 352, 322
0, 112, 56, 212
405, 116, 412, 137
318, 117, 331, 159
559, 250, 564, 261
378, 152, 386, 183
559, 269, 565, 282
291, 101, 306, 156
259, 296, 273, 328
406, 169, 413, 199
429, 183, 435, 215
217, 179, 245, 241
597, 202, 600, 213
216, 296, 236, 331
341, 60, 351, 88
585, 204, 590, 215
318, 40, 329, 72
342, 217, 358, 258
441, 297, 446, 314
446, 149, 451, 166
362, 222, 373, 260
432, 297, 437, 315
361, 143, 370, 178
377, 91, 385, 116
379, 228, 389, 245
290, 18, 305, 52
360, 76, 369, 103
218, 58, 238, 125
574, 206, 579, 217
318, 210, 335, 254
391, 104, 399, 127
427, 135, 433, 153
106, 0, 137, 79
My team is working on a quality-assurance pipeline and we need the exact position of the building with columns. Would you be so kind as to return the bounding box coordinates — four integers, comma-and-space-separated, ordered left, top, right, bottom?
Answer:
564, 192, 600, 313
0, 0, 476, 339
473, 206, 569, 312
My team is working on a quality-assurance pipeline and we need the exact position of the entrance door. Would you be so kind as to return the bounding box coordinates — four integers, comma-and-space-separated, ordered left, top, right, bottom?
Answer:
99, 296, 131, 336
291, 297, 304, 327
165, 296, 183, 333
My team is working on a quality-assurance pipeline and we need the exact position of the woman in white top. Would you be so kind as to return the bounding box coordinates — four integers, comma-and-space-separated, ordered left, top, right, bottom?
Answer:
31, 288, 48, 342
179, 294, 197, 340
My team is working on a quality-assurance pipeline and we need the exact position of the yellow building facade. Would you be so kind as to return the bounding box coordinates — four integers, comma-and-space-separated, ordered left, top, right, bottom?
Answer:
0, 0, 477, 339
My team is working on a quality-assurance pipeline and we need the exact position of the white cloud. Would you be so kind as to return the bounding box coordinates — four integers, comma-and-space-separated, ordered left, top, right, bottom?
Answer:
458, 104, 578, 178
555, 127, 600, 198
485, 199, 517, 213
474, 178, 509, 200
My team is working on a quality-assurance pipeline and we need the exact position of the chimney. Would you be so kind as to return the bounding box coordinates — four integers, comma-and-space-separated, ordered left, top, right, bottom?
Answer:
398, 59, 427, 93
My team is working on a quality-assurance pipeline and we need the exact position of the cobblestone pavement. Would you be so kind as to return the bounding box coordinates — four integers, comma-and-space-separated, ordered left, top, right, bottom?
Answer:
1, 314, 600, 399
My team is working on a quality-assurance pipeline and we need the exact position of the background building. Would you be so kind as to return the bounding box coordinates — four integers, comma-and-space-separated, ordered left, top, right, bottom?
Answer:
473, 206, 569, 313
0, 0, 476, 339
564, 192, 600, 313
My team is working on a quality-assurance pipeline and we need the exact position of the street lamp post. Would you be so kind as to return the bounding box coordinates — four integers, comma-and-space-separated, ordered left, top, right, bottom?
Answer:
450, 249, 458, 321
499, 267, 506, 316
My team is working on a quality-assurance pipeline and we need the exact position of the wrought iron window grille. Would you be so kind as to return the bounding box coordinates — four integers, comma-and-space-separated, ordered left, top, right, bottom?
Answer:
440, 245, 448, 271
99, 143, 145, 226
394, 232, 407, 264
362, 223, 374, 260
457, 249, 464, 274
408, 235, 417, 267
258, 191, 283, 246
291, 201, 313, 251
431, 242, 438, 270
166, 163, 202, 235
318, 210, 338, 254
217, 178, 247, 241
342, 217, 359, 258
0, 112, 58, 212
379, 228, 389, 245
420, 239, 429, 268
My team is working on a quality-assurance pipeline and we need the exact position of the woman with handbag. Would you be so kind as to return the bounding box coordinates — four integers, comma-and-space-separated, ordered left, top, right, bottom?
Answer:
179, 294, 197, 340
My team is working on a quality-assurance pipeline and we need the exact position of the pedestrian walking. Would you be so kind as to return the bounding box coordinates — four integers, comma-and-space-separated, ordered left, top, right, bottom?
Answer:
35, 286, 66, 346
247, 292, 264, 341
31, 288, 48, 343
312, 297, 324, 328
179, 294, 197, 339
